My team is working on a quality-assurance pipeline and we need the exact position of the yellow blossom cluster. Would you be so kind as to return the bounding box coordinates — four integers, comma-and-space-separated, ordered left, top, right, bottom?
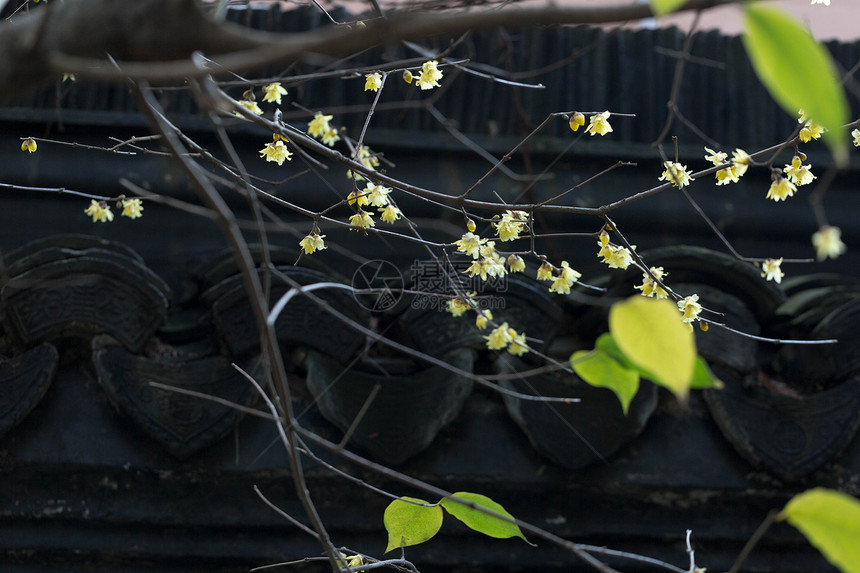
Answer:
797, 110, 825, 143
852, 128, 860, 147
783, 156, 815, 186
348, 145, 381, 181
677, 294, 703, 327
307, 112, 340, 147
452, 230, 521, 280
262, 82, 288, 105
349, 182, 402, 224
535, 260, 580, 295
299, 232, 327, 254
812, 226, 846, 260
84, 198, 143, 223
731, 148, 751, 178
415, 60, 443, 90
445, 293, 495, 330
464, 241, 507, 281
364, 72, 383, 92
585, 111, 613, 136
259, 134, 292, 166
21, 138, 37, 153
446, 296, 471, 317
506, 254, 525, 273
704, 147, 745, 186
658, 161, 693, 188
760, 258, 784, 283
596, 230, 634, 270
635, 266, 669, 299
766, 176, 797, 202
349, 210, 375, 231
485, 322, 529, 356
237, 83, 287, 116
236, 97, 263, 117
493, 210, 529, 242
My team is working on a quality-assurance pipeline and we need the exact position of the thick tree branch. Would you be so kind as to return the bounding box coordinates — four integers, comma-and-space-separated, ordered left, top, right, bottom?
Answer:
1, 0, 738, 104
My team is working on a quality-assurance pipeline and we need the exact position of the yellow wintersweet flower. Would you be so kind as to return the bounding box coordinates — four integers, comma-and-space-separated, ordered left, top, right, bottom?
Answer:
549, 275, 572, 295
359, 146, 380, 169
479, 241, 497, 259
731, 149, 751, 178
465, 259, 489, 281
85, 200, 114, 223
799, 120, 825, 143
635, 266, 669, 299
379, 204, 402, 223
485, 322, 513, 350
783, 156, 815, 186
507, 254, 525, 273
446, 297, 470, 317
761, 258, 784, 284
475, 309, 492, 330
454, 232, 486, 259
259, 140, 292, 166
704, 148, 739, 185
349, 210, 375, 231
416, 60, 443, 90
365, 182, 391, 207
852, 128, 860, 147
480, 247, 508, 279
494, 210, 528, 242
585, 111, 613, 136
486, 255, 508, 276
236, 99, 263, 116
21, 138, 37, 153
347, 189, 370, 207
322, 128, 341, 147
120, 198, 144, 219
597, 229, 613, 260
812, 226, 846, 260
536, 262, 554, 281
262, 82, 288, 104
402, 70, 414, 84
548, 261, 580, 294
465, 255, 506, 281
704, 147, 727, 165
659, 161, 693, 188
569, 112, 585, 132
678, 294, 702, 325
466, 218, 477, 233
347, 146, 377, 180
715, 165, 741, 186
507, 330, 529, 356
364, 72, 383, 92
766, 176, 797, 202
299, 232, 327, 255
604, 246, 634, 270
308, 112, 333, 139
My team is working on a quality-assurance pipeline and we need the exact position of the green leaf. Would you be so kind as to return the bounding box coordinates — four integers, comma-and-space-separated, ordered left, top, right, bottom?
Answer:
571, 349, 640, 415
690, 357, 721, 390
743, 5, 849, 164
609, 297, 695, 401
383, 497, 443, 553
439, 492, 530, 543
649, 0, 687, 17
781, 488, 860, 573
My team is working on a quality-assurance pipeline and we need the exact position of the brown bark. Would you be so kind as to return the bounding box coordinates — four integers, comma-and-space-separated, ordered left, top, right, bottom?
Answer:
0, 0, 735, 105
